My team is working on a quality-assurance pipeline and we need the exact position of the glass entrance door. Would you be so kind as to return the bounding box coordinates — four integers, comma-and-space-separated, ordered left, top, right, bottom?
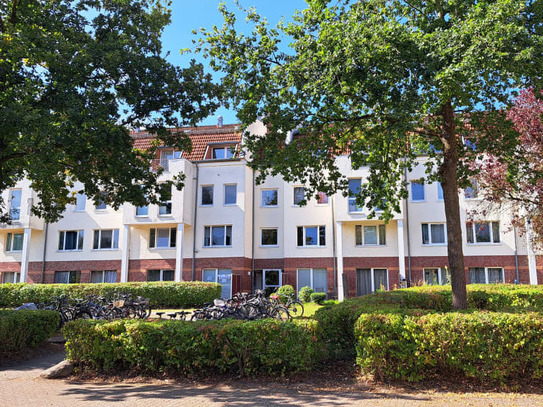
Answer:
263, 269, 281, 296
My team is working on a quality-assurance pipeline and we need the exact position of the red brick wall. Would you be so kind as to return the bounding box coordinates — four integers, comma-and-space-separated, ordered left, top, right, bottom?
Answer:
25, 260, 122, 284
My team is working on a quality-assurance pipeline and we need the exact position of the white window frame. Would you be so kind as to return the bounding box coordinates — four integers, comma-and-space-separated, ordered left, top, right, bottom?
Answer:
149, 228, 176, 249
90, 270, 118, 284
201, 185, 214, 206
358, 268, 390, 293
260, 228, 279, 247
421, 223, 447, 245
93, 229, 119, 250
212, 146, 235, 160
75, 193, 86, 212
293, 186, 305, 206
6, 232, 24, 252
410, 180, 425, 202
466, 221, 501, 245
224, 184, 237, 206
423, 267, 449, 285
202, 268, 233, 298
203, 225, 233, 247
297, 225, 326, 247
296, 268, 328, 295
58, 230, 84, 251
146, 269, 175, 282
9, 189, 22, 221
160, 149, 182, 171
468, 267, 504, 284
355, 225, 386, 246
261, 189, 279, 207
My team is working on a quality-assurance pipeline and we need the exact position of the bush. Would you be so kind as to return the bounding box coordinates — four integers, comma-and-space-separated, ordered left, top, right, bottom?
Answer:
0, 282, 222, 308
310, 292, 326, 304
63, 318, 320, 376
355, 311, 543, 382
0, 310, 59, 355
276, 285, 295, 303
298, 286, 313, 303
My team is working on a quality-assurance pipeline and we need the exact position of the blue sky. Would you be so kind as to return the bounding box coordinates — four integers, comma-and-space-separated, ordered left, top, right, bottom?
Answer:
161, 0, 307, 126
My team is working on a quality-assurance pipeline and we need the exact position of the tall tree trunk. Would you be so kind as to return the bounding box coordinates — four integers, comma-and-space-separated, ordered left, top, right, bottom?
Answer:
439, 100, 468, 310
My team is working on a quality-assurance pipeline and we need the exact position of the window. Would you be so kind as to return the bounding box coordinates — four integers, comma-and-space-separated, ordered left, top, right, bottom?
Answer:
466, 221, 500, 244
90, 270, 117, 283
204, 226, 232, 247
147, 269, 174, 282
410, 180, 425, 201
261, 189, 278, 207
149, 228, 176, 248
464, 179, 479, 199
212, 146, 234, 159
75, 193, 86, 212
293, 187, 305, 206
297, 226, 326, 247
136, 204, 149, 217
54, 271, 81, 284
421, 223, 446, 245
224, 184, 237, 205
2, 272, 19, 284
261, 228, 278, 246
203, 269, 232, 298
348, 179, 362, 212
93, 229, 119, 250
437, 182, 444, 201
96, 193, 107, 210
6, 233, 24, 252
159, 187, 172, 215
9, 189, 21, 220
355, 225, 386, 246
159, 149, 182, 171
356, 268, 389, 295
58, 230, 84, 251
469, 267, 504, 284
317, 191, 329, 205
201, 185, 214, 206
297, 268, 327, 295
423, 267, 450, 285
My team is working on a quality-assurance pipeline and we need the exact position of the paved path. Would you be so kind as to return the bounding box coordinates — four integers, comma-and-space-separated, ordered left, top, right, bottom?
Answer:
2, 351, 543, 406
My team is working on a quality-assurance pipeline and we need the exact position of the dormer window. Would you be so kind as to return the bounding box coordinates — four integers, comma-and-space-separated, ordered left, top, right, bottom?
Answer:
212, 146, 235, 159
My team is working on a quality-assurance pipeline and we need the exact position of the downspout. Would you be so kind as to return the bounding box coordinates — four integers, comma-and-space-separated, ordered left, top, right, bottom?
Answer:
403, 161, 412, 285
41, 222, 49, 284
331, 193, 337, 298
251, 169, 255, 286
191, 163, 199, 281
513, 225, 520, 283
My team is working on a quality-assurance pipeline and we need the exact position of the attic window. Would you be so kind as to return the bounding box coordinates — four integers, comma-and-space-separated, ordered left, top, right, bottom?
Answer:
212, 146, 235, 159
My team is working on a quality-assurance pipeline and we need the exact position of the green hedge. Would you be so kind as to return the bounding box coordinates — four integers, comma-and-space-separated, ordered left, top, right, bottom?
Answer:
0, 310, 59, 355
0, 282, 222, 308
356, 311, 543, 382
63, 318, 319, 376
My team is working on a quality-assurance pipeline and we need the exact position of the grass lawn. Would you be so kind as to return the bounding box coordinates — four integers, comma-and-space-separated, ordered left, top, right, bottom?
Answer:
296, 302, 322, 318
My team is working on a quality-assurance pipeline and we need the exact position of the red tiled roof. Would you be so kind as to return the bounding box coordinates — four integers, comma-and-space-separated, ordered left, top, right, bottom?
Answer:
131, 124, 242, 161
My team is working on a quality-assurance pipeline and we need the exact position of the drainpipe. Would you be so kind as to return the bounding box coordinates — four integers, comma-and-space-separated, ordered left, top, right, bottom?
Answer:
41, 222, 49, 283
403, 162, 412, 285
191, 163, 199, 281
331, 193, 337, 298
513, 225, 520, 283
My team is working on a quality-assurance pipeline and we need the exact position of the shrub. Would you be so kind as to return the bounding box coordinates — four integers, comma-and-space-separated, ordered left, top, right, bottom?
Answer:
0, 282, 222, 308
63, 318, 320, 376
277, 285, 295, 303
298, 286, 313, 303
0, 310, 59, 355
310, 292, 326, 304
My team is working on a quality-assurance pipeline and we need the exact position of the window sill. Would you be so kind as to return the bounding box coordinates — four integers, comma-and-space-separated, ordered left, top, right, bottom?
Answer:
135, 215, 149, 218
355, 245, 387, 248
200, 204, 214, 207
261, 206, 279, 208
296, 245, 327, 248
223, 203, 237, 207
260, 245, 279, 248
466, 243, 502, 246
57, 250, 84, 253
6, 250, 23, 253
410, 200, 426, 203
203, 245, 233, 248
422, 243, 447, 247
149, 247, 176, 250
158, 214, 173, 218
92, 248, 119, 251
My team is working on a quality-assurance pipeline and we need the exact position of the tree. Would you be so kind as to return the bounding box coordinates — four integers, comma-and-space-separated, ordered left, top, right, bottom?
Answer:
0, 0, 219, 222
198, 0, 543, 308
475, 88, 543, 247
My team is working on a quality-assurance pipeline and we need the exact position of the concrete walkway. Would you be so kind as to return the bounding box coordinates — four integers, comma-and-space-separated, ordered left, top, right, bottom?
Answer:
2, 351, 543, 406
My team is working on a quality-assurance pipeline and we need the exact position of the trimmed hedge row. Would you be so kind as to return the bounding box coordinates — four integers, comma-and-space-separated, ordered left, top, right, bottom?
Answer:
356, 311, 543, 382
0, 310, 59, 355
63, 318, 319, 376
0, 282, 222, 308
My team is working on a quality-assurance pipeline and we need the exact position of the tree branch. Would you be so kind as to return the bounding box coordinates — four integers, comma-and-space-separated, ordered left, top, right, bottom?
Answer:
10, 0, 18, 25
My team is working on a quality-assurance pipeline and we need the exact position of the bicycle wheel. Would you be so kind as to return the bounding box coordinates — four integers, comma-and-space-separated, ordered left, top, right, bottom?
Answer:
74, 310, 93, 320
286, 300, 304, 318
270, 306, 290, 322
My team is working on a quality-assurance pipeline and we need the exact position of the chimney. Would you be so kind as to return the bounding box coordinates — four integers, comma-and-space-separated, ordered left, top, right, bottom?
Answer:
217, 116, 224, 128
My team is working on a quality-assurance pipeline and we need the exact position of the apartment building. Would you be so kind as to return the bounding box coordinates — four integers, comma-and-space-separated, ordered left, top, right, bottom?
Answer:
0, 122, 540, 299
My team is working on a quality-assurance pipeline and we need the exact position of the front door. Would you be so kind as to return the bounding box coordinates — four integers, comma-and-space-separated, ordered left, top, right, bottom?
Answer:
203, 268, 232, 299
356, 268, 372, 296
263, 269, 281, 296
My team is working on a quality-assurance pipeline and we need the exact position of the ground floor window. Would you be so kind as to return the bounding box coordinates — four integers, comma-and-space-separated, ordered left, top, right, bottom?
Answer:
468, 267, 504, 284
54, 271, 81, 284
90, 270, 117, 284
423, 267, 450, 285
297, 268, 327, 295
203, 268, 232, 299
2, 272, 19, 284
253, 269, 282, 296
147, 269, 174, 282
356, 268, 388, 296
